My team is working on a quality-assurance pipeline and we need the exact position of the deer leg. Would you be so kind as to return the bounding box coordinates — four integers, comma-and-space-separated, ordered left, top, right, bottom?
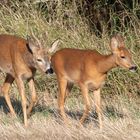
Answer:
79, 84, 90, 124
58, 78, 68, 123
93, 88, 103, 129
2, 74, 16, 116
64, 82, 73, 102
15, 77, 27, 127
27, 78, 37, 116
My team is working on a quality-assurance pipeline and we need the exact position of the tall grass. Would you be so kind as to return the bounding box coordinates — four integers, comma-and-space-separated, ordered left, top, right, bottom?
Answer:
0, 0, 139, 139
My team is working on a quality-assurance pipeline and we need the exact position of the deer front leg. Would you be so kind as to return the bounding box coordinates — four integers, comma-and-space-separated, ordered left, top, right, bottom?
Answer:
15, 77, 27, 127
58, 78, 68, 123
27, 78, 37, 116
64, 82, 73, 102
79, 83, 91, 124
2, 74, 16, 116
93, 88, 103, 129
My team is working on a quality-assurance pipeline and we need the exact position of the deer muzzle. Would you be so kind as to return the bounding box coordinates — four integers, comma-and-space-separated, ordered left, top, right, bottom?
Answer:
45, 67, 54, 74
129, 65, 137, 72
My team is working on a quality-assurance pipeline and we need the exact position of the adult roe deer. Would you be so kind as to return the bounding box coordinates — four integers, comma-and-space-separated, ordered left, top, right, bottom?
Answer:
51, 34, 137, 129
0, 34, 59, 126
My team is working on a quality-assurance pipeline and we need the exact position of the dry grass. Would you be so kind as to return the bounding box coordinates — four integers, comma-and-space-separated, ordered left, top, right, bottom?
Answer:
0, 92, 139, 140
0, 0, 140, 139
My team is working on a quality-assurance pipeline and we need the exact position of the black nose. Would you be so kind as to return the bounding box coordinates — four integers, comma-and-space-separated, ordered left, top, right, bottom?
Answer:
46, 68, 54, 74
129, 66, 137, 71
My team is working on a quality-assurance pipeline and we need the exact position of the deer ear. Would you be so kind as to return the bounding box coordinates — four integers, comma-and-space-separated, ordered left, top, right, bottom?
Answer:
116, 34, 125, 48
110, 37, 119, 53
27, 39, 40, 54
48, 39, 60, 53
110, 34, 125, 54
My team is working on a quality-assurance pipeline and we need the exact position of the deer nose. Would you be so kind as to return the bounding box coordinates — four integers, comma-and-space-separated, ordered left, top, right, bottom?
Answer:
45, 67, 54, 74
129, 65, 137, 72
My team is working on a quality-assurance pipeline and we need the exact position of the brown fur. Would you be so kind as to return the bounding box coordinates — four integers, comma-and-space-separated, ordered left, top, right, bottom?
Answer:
51, 34, 137, 129
0, 34, 59, 126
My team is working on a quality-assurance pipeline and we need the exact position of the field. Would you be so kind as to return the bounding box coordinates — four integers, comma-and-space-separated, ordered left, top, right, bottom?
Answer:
0, 1, 140, 140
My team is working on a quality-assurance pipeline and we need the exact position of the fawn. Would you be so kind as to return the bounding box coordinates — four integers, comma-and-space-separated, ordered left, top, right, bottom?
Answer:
0, 34, 59, 126
51, 34, 137, 129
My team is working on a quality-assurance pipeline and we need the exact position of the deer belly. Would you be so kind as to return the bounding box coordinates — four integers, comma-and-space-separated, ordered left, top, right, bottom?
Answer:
87, 80, 105, 90
64, 70, 81, 82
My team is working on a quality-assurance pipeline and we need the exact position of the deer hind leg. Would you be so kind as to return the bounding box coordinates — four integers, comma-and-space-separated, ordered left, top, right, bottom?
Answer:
2, 74, 16, 116
94, 88, 103, 129
58, 77, 68, 123
79, 83, 91, 124
15, 77, 27, 127
27, 78, 37, 116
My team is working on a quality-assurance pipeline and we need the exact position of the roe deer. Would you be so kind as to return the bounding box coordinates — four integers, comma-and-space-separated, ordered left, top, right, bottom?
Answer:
51, 34, 137, 129
0, 34, 59, 126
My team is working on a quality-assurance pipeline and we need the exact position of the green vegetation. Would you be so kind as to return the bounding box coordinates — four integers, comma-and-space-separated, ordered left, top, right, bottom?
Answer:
0, 0, 139, 139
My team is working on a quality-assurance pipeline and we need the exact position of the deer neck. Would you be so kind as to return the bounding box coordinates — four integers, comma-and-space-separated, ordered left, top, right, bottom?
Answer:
23, 51, 36, 69
98, 54, 117, 74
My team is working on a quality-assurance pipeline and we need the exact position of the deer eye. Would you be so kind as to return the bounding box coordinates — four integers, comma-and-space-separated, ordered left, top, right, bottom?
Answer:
37, 59, 43, 62
121, 56, 125, 59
